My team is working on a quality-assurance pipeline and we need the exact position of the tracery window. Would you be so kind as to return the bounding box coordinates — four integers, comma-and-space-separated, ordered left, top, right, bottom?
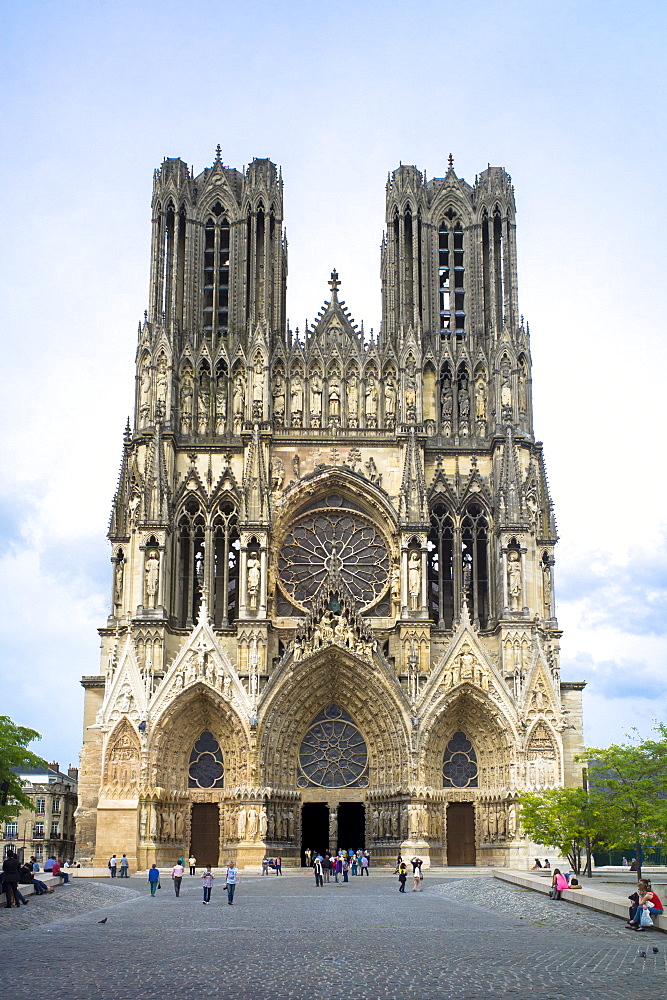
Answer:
443, 731, 478, 788
462, 503, 489, 628
212, 501, 240, 627
203, 204, 230, 337
188, 731, 224, 789
176, 498, 205, 626
438, 214, 465, 336
278, 495, 389, 612
428, 502, 454, 628
297, 705, 368, 788
175, 497, 240, 627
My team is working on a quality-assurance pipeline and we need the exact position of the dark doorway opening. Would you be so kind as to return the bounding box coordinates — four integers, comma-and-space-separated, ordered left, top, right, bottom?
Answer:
190, 803, 219, 867
446, 802, 476, 865
337, 802, 365, 852
301, 803, 329, 863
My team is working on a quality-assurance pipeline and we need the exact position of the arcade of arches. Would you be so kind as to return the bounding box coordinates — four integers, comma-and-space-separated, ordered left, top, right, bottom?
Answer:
76, 152, 585, 870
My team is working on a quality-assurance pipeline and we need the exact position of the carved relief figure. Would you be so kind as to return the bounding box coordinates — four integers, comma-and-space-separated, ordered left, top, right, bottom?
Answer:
156, 356, 168, 411
475, 374, 487, 421
114, 557, 124, 608
458, 377, 470, 421
292, 454, 300, 479
507, 550, 522, 611
365, 376, 378, 426
542, 561, 552, 616
408, 551, 421, 610
270, 456, 285, 493
139, 358, 151, 419
384, 377, 396, 427
405, 359, 417, 421
247, 807, 258, 841
237, 806, 247, 840
259, 807, 268, 840
328, 379, 341, 424
145, 550, 160, 608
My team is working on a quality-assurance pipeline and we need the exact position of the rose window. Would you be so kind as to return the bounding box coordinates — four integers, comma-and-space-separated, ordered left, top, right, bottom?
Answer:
442, 731, 478, 788
297, 704, 368, 788
188, 731, 224, 788
279, 500, 389, 611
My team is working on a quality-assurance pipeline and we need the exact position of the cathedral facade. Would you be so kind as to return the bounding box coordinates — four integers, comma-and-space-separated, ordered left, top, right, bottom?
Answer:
76, 150, 585, 869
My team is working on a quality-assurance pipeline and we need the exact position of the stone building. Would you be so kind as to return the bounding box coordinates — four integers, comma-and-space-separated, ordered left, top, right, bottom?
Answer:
2, 764, 78, 864
76, 150, 585, 869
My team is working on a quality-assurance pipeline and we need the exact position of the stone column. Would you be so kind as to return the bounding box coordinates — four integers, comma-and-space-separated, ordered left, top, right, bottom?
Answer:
420, 542, 428, 615
259, 544, 268, 617
520, 546, 528, 614
239, 540, 248, 617
401, 546, 408, 615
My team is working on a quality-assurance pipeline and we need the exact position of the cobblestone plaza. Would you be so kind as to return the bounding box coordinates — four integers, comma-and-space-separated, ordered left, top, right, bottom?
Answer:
1, 873, 664, 998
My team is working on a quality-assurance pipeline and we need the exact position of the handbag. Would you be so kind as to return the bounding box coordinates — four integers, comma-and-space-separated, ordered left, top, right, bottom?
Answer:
639, 907, 653, 927
157, 881, 162, 889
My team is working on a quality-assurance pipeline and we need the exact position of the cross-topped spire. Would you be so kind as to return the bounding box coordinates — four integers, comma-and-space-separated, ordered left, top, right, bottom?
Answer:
448, 153, 454, 170
214, 143, 222, 164
328, 268, 340, 298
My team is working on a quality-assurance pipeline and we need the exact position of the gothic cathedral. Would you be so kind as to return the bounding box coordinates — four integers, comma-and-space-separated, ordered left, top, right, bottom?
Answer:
77, 150, 585, 869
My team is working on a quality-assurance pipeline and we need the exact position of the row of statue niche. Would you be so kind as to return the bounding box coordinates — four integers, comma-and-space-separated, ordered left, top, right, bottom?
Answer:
292, 609, 376, 662
168, 648, 233, 699
441, 645, 489, 691
508, 759, 557, 789
276, 372, 400, 429
139, 803, 187, 844
480, 801, 517, 842
234, 804, 268, 841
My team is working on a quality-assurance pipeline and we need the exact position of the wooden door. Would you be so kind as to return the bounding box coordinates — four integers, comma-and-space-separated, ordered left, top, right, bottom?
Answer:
446, 802, 476, 866
190, 803, 219, 867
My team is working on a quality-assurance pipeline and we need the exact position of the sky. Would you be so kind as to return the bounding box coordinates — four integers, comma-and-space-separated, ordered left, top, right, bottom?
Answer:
1, 0, 666, 769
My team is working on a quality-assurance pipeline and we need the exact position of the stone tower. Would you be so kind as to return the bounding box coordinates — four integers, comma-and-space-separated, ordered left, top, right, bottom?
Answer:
76, 151, 584, 870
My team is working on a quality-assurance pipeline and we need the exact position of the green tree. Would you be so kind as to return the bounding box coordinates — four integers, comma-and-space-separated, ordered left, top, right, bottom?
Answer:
0, 716, 48, 823
579, 724, 667, 882
517, 786, 610, 873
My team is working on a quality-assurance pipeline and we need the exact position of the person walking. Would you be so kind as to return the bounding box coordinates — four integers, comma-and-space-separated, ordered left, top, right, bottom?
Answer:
171, 858, 184, 896
275, 855, 282, 875
3, 854, 28, 907
261, 856, 269, 876
342, 858, 350, 883
108, 855, 117, 878
351, 854, 358, 876
119, 855, 129, 878
313, 855, 324, 887
148, 864, 160, 896
201, 866, 215, 904
396, 861, 408, 893
225, 863, 240, 905
322, 854, 331, 883
188, 855, 196, 876
360, 854, 369, 876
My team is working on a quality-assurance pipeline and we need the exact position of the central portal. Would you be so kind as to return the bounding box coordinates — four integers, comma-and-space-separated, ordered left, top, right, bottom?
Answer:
190, 803, 220, 867
337, 802, 365, 852
301, 803, 329, 862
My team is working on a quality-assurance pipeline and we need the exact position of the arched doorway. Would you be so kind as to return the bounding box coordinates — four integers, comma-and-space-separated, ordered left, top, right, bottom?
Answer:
190, 803, 220, 866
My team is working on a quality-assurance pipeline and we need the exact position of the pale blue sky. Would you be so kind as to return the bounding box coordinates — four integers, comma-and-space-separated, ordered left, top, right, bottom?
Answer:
1, 0, 666, 767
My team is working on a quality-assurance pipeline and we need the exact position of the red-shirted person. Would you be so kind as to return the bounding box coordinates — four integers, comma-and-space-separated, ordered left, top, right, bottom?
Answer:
626, 879, 663, 930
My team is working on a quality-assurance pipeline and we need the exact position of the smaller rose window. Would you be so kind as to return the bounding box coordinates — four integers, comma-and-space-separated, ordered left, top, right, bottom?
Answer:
443, 730, 478, 788
298, 704, 368, 788
188, 731, 224, 788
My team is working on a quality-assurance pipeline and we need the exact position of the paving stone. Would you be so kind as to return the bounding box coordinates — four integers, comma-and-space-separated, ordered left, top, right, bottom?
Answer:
0, 874, 664, 999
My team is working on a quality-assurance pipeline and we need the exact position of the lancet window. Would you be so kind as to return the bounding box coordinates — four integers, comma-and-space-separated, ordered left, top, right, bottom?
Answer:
154, 201, 186, 329
428, 502, 492, 629
202, 203, 230, 337
482, 204, 504, 334
462, 503, 490, 628
175, 498, 206, 626
428, 503, 455, 628
438, 214, 465, 336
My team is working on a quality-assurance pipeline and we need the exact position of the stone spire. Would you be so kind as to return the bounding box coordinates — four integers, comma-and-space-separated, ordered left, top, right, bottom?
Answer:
398, 427, 428, 525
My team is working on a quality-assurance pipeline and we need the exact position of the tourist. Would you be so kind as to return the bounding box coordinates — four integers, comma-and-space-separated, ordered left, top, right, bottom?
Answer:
549, 869, 568, 900
275, 855, 282, 875
622, 856, 629, 867
225, 862, 240, 905
44, 856, 56, 873
543, 859, 551, 869
171, 858, 184, 896
52, 859, 70, 884
148, 864, 160, 896
333, 856, 342, 883
396, 861, 408, 893
3, 853, 28, 907
305, 848, 312, 867
119, 854, 129, 878
108, 855, 117, 877
626, 879, 663, 930
351, 854, 358, 876
360, 854, 369, 876
19, 862, 51, 896
261, 856, 269, 876
30, 856, 40, 873
188, 855, 196, 876
322, 854, 331, 883
568, 876, 582, 888
629, 858, 639, 872
313, 855, 324, 887
531, 858, 542, 869
411, 858, 424, 891
342, 858, 350, 882
201, 866, 215, 904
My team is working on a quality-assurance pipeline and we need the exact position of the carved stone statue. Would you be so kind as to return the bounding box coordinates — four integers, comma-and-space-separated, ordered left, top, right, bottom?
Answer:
310, 375, 322, 427
139, 359, 151, 419
233, 372, 246, 429
156, 357, 168, 409
252, 362, 265, 419
290, 376, 303, 426
259, 807, 268, 840
347, 376, 359, 426
475, 375, 487, 421
458, 378, 470, 421
237, 805, 247, 840
408, 551, 421, 611
114, 557, 124, 608
542, 561, 552, 616
507, 550, 522, 611
440, 382, 453, 421
270, 456, 285, 493
145, 550, 160, 608
365, 377, 378, 426
246, 552, 261, 610
405, 367, 417, 421
328, 379, 341, 424
292, 454, 300, 479
198, 379, 210, 435
247, 806, 258, 841
272, 375, 285, 424
180, 374, 194, 433
384, 377, 396, 427
215, 376, 227, 434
